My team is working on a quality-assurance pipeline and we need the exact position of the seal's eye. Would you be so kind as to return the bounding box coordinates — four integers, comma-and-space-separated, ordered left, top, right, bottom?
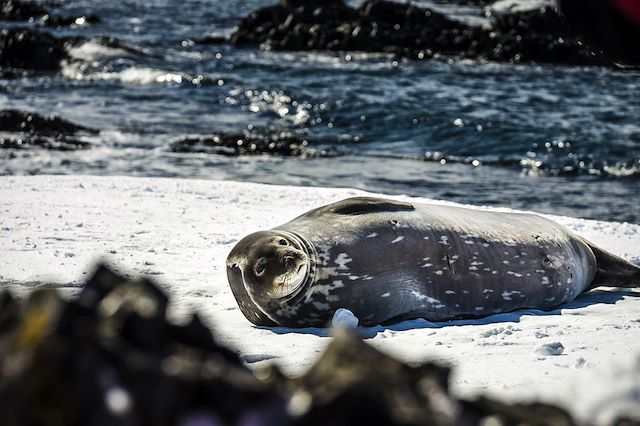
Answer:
254, 257, 267, 277
278, 238, 288, 246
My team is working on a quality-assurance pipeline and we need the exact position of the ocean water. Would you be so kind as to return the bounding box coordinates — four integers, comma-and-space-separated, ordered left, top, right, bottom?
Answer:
1, 0, 638, 223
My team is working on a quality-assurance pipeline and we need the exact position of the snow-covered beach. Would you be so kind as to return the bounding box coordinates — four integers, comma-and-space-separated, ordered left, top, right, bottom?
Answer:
1, 175, 639, 421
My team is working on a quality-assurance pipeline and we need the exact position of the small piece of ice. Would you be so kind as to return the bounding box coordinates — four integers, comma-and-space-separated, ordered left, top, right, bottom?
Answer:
331, 308, 359, 329
534, 341, 564, 356
574, 357, 587, 369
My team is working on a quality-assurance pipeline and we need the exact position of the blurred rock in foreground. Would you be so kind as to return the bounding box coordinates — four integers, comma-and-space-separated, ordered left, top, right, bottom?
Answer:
0, 264, 637, 425
0, 265, 279, 426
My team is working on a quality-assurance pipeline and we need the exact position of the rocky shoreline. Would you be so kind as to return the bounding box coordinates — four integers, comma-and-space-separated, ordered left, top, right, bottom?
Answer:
1, 0, 634, 83
228, 0, 610, 66
1, 0, 629, 158
170, 129, 334, 158
0, 109, 334, 157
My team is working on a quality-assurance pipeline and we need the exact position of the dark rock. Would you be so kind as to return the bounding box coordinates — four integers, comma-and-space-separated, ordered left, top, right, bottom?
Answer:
0, 28, 68, 74
286, 327, 462, 425
0, 264, 283, 426
484, 6, 606, 65
192, 35, 228, 45
170, 129, 331, 158
230, 5, 290, 46
0, 0, 100, 27
0, 0, 48, 21
0, 109, 96, 136
0, 110, 95, 151
231, 0, 611, 66
0, 135, 91, 151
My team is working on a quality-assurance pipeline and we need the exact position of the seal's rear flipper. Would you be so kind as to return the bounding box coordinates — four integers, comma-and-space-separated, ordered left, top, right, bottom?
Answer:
586, 240, 640, 289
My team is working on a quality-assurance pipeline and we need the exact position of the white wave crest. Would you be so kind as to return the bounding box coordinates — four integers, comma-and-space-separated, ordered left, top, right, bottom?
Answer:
66, 40, 133, 61
238, 89, 311, 126
62, 62, 187, 85
490, 0, 554, 13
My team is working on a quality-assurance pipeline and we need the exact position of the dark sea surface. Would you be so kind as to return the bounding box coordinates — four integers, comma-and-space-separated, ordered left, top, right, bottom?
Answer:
1, 0, 638, 223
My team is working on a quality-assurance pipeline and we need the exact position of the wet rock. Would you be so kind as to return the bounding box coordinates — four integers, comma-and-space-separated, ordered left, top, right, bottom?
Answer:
0, 291, 19, 334
483, 6, 605, 65
0, 110, 96, 151
231, 0, 609, 66
0, 0, 48, 21
192, 35, 228, 45
0, 109, 96, 136
0, 0, 99, 27
280, 0, 345, 8
232, 0, 464, 57
170, 129, 331, 158
0, 135, 90, 151
0, 28, 68, 75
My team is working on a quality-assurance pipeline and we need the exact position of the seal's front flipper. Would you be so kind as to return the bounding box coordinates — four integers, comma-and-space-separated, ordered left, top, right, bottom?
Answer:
586, 240, 640, 289
312, 197, 415, 216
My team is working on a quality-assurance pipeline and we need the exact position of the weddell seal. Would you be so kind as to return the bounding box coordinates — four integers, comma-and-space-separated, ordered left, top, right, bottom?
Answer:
226, 197, 640, 327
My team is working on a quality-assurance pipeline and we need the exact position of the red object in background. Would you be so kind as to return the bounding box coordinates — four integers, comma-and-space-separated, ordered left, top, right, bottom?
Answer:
612, 0, 640, 23
559, 0, 640, 65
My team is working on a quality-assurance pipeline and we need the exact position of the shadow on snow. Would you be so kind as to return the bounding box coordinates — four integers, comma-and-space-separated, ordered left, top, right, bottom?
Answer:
259, 287, 640, 339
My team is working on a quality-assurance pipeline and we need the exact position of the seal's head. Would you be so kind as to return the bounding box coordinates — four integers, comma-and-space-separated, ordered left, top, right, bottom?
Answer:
226, 230, 314, 325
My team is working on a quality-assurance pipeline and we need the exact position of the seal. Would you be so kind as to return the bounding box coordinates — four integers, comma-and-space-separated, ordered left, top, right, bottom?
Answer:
226, 197, 640, 327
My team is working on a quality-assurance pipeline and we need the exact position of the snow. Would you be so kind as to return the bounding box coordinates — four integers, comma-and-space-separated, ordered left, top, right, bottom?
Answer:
1, 175, 639, 419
